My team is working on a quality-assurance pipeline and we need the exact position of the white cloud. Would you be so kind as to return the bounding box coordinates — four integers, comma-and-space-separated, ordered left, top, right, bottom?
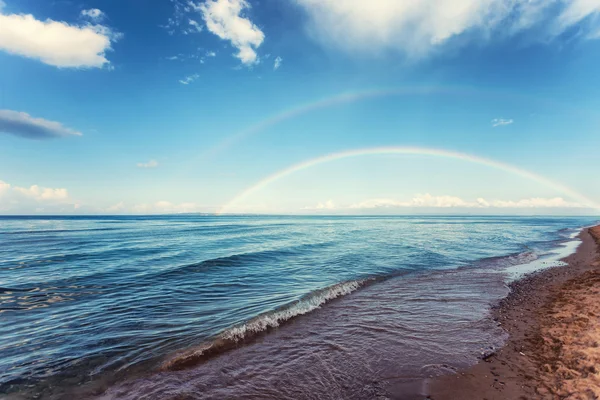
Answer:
347, 194, 583, 209
303, 199, 335, 210
132, 201, 200, 214
107, 201, 125, 212
0, 179, 81, 213
0, 180, 10, 196
0, 109, 82, 139
197, 0, 264, 65
558, 0, 600, 31
476, 197, 490, 207
81, 8, 105, 22
492, 118, 514, 127
487, 197, 581, 208
273, 56, 283, 70
0, 179, 70, 202
179, 73, 199, 84
0, 7, 119, 68
295, 0, 600, 57
206, 50, 217, 57
137, 160, 159, 168
14, 185, 69, 201
350, 194, 475, 209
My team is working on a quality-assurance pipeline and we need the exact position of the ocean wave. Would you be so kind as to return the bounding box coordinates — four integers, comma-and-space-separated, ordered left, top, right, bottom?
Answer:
161, 279, 368, 371
148, 242, 336, 280
177, 223, 295, 235
0, 227, 122, 235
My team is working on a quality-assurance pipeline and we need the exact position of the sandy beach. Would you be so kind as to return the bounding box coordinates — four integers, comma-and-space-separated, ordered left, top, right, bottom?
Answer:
427, 225, 600, 399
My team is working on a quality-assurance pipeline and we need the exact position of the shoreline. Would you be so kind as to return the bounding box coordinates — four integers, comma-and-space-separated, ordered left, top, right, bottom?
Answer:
425, 225, 600, 399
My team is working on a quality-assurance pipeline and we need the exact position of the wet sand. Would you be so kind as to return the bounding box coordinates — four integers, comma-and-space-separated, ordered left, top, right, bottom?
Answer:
426, 225, 600, 399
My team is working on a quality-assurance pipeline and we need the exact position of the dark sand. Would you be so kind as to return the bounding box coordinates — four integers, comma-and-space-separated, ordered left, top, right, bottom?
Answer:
425, 226, 600, 400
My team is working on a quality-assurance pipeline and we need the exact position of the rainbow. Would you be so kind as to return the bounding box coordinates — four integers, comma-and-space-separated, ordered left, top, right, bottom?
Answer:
217, 146, 599, 214
196, 84, 585, 163
199, 86, 474, 161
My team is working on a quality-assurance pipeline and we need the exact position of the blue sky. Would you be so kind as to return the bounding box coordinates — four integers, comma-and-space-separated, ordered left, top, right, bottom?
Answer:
1, 0, 600, 215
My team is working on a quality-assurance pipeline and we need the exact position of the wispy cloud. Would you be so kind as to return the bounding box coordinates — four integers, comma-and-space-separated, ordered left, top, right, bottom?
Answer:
0, 7, 119, 68
195, 0, 264, 65
295, 0, 600, 57
167, 52, 211, 62
186, 19, 203, 34
0, 110, 82, 139
206, 50, 216, 57
492, 118, 514, 127
273, 56, 283, 70
137, 160, 158, 168
179, 73, 199, 84
163, 0, 195, 35
81, 8, 105, 22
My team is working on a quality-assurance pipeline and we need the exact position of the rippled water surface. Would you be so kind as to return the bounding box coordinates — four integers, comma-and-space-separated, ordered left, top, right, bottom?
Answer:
0, 215, 596, 399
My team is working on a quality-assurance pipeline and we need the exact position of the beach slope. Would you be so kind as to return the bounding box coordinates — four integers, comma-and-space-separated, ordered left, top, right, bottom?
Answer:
428, 225, 600, 399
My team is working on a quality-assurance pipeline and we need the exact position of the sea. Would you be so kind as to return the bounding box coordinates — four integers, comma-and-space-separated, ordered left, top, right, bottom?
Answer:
0, 215, 597, 399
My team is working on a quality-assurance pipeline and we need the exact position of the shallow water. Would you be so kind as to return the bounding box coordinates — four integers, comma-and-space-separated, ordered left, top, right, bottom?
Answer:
0, 215, 596, 399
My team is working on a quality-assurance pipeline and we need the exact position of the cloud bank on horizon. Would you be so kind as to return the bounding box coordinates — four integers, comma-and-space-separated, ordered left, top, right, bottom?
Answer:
347, 194, 582, 210
0, 180, 77, 214
0, 176, 592, 214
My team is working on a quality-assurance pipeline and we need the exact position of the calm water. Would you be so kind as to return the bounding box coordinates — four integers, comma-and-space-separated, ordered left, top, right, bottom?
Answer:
0, 215, 597, 399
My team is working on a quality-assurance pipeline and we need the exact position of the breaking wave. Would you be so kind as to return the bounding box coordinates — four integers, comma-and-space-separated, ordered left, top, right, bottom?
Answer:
161, 279, 368, 371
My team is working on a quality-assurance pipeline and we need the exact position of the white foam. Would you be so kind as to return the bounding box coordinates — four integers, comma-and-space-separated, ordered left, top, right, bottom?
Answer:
221, 280, 365, 342
503, 237, 581, 281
